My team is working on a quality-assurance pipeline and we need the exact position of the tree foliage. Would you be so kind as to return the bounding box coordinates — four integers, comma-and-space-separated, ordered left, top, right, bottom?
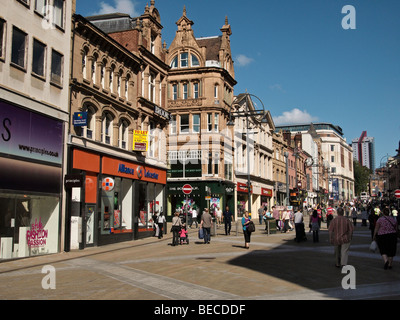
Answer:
353, 160, 372, 196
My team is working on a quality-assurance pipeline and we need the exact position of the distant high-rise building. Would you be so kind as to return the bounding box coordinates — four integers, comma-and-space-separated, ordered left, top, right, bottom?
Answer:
352, 131, 375, 171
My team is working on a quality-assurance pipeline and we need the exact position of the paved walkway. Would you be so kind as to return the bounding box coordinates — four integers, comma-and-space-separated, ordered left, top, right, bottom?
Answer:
0, 218, 399, 300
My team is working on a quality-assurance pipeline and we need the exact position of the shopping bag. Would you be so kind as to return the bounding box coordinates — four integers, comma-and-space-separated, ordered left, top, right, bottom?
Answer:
198, 227, 204, 239
369, 240, 377, 253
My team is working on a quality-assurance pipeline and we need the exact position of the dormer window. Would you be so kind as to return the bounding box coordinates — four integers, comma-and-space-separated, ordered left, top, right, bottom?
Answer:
170, 51, 201, 69
191, 54, 199, 66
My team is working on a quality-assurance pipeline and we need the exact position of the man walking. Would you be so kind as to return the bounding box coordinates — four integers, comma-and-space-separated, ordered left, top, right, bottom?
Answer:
329, 207, 354, 267
223, 206, 234, 235
294, 208, 305, 242
200, 208, 213, 244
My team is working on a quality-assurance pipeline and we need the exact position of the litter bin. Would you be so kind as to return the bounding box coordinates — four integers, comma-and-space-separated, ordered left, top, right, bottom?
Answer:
265, 218, 276, 235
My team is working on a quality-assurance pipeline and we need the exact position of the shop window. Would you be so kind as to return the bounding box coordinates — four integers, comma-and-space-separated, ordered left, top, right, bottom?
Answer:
0, 194, 60, 259
100, 177, 133, 235
138, 182, 164, 230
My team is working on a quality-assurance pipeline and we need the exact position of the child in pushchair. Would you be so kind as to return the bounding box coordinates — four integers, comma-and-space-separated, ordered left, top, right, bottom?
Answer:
179, 224, 189, 244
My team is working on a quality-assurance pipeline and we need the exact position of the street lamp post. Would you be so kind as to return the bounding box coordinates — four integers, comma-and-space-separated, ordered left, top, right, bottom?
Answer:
228, 92, 268, 216
284, 151, 290, 206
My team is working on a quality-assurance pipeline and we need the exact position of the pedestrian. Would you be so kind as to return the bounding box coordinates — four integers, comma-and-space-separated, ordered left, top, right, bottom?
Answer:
189, 206, 198, 228
310, 210, 320, 243
326, 205, 334, 229
281, 208, 290, 233
242, 210, 252, 249
200, 208, 213, 244
152, 212, 159, 237
368, 208, 380, 240
272, 206, 280, 231
216, 207, 222, 227
351, 205, 357, 226
373, 207, 398, 270
258, 206, 264, 225
361, 205, 368, 226
157, 212, 166, 239
171, 211, 183, 246
294, 208, 305, 242
328, 207, 354, 267
223, 205, 233, 235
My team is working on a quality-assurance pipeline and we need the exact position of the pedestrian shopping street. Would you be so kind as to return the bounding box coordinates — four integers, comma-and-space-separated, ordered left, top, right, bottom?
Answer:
0, 216, 399, 301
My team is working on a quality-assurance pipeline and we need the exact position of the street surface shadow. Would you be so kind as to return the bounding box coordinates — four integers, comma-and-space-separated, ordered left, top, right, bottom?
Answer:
226, 229, 372, 299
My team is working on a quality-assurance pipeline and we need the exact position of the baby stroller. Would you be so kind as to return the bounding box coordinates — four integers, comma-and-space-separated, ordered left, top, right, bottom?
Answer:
294, 222, 307, 243
179, 226, 189, 245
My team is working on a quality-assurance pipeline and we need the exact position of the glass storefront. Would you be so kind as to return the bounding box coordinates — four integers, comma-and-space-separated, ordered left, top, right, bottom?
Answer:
0, 100, 64, 260
0, 194, 60, 259
73, 150, 167, 246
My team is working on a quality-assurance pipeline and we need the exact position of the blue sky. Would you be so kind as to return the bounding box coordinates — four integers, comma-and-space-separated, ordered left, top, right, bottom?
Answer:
76, 0, 400, 167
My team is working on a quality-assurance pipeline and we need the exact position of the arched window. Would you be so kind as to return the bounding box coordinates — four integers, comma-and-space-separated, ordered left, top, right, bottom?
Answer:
170, 55, 178, 69
91, 53, 98, 84
191, 54, 200, 67
109, 64, 115, 93
119, 119, 129, 150
80, 104, 96, 140
82, 47, 89, 79
100, 59, 107, 89
125, 74, 130, 100
101, 112, 113, 145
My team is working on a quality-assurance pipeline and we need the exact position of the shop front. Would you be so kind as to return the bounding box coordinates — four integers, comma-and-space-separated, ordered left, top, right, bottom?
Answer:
167, 181, 235, 222
0, 100, 65, 260
68, 149, 166, 248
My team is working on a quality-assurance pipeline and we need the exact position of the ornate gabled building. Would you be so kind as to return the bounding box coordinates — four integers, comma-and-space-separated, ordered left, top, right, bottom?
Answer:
166, 7, 237, 219
67, 1, 170, 248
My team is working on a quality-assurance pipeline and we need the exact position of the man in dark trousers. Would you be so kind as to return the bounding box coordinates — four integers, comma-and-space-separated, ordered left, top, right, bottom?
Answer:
223, 206, 234, 235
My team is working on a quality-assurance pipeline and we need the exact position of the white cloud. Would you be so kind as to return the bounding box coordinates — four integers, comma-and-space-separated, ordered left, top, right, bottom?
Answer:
92, 0, 139, 17
273, 108, 319, 126
269, 84, 286, 93
235, 54, 254, 67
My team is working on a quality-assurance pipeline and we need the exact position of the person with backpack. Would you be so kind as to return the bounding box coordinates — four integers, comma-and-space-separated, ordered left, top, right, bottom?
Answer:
242, 211, 253, 249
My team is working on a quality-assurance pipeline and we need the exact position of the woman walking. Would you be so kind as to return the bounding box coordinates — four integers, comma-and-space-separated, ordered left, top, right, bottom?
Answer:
310, 210, 320, 243
373, 207, 398, 269
242, 211, 252, 249
171, 211, 183, 246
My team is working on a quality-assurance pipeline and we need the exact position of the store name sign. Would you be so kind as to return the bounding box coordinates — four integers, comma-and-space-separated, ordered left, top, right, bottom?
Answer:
118, 163, 159, 180
154, 105, 171, 120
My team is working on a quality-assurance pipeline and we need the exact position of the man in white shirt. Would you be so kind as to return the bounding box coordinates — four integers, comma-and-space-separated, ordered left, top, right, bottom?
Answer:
190, 207, 198, 228
294, 208, 305, 242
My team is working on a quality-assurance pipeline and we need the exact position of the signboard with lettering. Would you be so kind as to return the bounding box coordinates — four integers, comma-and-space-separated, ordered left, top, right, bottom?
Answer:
133, 130, 148, 152
73, 112, 88, 127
